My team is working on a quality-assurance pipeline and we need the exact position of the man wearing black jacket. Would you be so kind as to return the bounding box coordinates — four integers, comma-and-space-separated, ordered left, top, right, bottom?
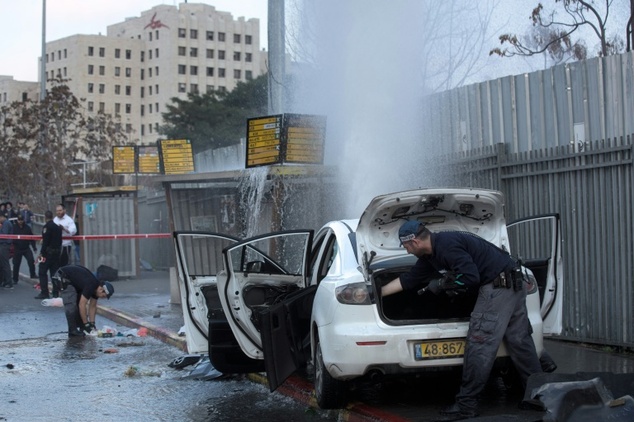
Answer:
35, 210, 62, 299
12, 214, 38, 284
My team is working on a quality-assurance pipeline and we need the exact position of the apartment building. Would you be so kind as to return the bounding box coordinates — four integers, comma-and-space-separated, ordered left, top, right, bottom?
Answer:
41, 3, 267, 144
0, 76, 38, 105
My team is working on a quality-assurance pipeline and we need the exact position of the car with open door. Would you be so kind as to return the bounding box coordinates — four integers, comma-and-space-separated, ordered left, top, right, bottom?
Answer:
213, 188, 564, 409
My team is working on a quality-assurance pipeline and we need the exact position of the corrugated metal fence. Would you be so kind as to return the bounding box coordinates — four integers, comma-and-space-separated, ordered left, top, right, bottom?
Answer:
441, 136, 634, 348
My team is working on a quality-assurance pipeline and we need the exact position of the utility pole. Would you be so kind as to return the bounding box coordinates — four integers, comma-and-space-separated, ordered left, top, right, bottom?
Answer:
268, 0, 285, 114
40, 0, 47, 100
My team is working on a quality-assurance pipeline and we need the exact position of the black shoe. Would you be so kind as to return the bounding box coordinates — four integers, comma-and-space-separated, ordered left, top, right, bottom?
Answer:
68, 329, 86, 338
440, 403, 479, 420
34, 293, 50, 299
3, 284, 14, 290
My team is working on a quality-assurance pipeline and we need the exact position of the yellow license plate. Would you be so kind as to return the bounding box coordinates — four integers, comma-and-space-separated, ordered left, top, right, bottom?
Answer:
414, 339, 465, 360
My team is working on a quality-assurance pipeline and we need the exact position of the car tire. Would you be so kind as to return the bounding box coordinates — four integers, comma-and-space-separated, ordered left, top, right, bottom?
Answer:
314, 338, 347, 409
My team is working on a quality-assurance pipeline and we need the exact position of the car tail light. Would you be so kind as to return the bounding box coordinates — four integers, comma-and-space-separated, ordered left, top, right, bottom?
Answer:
335, 282, 371, 305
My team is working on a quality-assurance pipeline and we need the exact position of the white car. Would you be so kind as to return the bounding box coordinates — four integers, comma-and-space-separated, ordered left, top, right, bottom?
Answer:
174, 188, 563, 409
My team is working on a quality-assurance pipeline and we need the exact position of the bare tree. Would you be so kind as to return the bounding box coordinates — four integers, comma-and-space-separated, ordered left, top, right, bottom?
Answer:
0, 78, 127, 211
491, 0, 624, 66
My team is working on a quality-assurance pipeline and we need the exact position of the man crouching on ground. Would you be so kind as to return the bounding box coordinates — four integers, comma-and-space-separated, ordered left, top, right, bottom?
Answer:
52, 265, 114, 337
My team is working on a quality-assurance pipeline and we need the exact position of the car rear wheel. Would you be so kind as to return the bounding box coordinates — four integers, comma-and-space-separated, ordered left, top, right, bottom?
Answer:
314, 338, 347, 409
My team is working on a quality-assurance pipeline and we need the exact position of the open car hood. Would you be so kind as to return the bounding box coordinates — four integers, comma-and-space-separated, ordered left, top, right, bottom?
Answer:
356, 188, 508, 278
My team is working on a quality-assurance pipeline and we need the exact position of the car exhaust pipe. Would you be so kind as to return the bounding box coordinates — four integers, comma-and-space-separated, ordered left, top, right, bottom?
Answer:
367, 369, 384, 382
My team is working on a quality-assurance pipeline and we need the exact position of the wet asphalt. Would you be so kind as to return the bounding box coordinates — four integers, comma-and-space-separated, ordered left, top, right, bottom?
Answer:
5, 268, 634, 422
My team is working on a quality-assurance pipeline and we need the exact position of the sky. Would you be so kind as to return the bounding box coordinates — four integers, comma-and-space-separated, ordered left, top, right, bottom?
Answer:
0, 0, 269, 81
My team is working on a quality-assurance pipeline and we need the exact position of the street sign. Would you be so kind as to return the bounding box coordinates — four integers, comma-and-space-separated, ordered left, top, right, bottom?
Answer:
159, 139, 195, 174
113, 146, 137, 174
138, 145, 161, 174
245, 114, 325, 168
246, 115, 283, 168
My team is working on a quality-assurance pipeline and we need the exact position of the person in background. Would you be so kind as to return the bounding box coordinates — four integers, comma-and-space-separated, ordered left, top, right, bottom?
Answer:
35, 210, 62, 299
54, 203, 77, 267
19, 202, 34, 228
5, 202, 17, 220
0, 213, 13, 289
12, 214, 38, 284
52, 265, 114, 337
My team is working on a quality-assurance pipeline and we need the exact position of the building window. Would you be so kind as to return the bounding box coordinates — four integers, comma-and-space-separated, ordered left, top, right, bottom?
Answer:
88, 46, 94, 56
155, 66, 159, 76
126, 124, 132, 134
245, 35, 252, 45
217, 86, 226, 93
88, 101, 94, 111
88, 83, 94, 93
218, 68, 225, 78
99, 102, 105, 112
125, 104, 131, 114
141, 69, 145, 80
190, 29, 198, 39
115, 103, 121, 114
190, 48, 198, 57
245, 70, 253, 80
178, 83, 186, 93
88, 64, 94, 75
141, 125, 145, 136
125, 86, 131, 96
149, 124, 153, 134
141, 51, 145, 62
141, 87, 144, 98
99, 47, 105, 57
126, 49, 131, 59
206, 67, 214, 76
156, 30, 159, 40
218, 32, 225, 42
155, 48, 159, 58
64, 49, 67, 58
155, 84, 159, 94
233, 69, 241, 79
233, 34, 241, 43
58, 51, 61, 60
149, 104, 153, 114
149, 86, 153, 95
191, 84, 198, 93
99, 65, 105, 76
190, 66, 198, 76
126, 68, 132, 77
206, 85, 214, 93
178, 65, 186, 75
115, 67, 121, 77
149, 50, 153, 60
115, 85, 121, 95
206, 31, 214, 40
115, 48, 120, 59
99, 84, 105, 94
141, 105, 145, 116
149, 32, 153, 41
63, 67, 67, 76
178, 46, 186, 56
218, 50, 225, 60
233, 52, 241, 61
206, 49, 214, 59
149, 68, 153, 77
155, 102, 159, 112
178, 28, 186, 38
51, 53, 54, 62
245, 53, 252, 62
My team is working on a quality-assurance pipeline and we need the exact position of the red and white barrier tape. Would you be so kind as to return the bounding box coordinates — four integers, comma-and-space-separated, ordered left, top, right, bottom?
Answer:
0, 233, 171, 240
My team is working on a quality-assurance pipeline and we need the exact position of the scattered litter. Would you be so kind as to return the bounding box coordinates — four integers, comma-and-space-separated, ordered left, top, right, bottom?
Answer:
41, 298, 63, 307
103, 348, 119, 354
6, 364, 14, 369
178, 326, 186, 337
120, 328, 139, 337
137, 327, 148, 337
124, 366, 139, 376
124, 365, 162, 377
98, 326, 118, 338
168, 354, 203, 369
181, 356, 223, 381
153, 312, 161, 318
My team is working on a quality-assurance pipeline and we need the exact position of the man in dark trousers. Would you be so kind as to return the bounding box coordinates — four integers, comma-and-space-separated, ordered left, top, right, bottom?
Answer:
12, 214, 38, 284
381, 221, 542, 420
52, 265, 114, 337
0, 213, 14, 289
35, 210, 62, 299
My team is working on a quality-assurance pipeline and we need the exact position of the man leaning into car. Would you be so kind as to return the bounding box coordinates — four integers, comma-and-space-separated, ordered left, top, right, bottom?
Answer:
381, 221, 542, 420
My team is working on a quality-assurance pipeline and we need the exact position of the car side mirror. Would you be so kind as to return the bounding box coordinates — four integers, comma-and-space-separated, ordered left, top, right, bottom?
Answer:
246, 261, 264, 273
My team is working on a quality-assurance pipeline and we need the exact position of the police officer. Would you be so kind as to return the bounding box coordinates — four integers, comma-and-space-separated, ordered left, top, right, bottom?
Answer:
381, 221, 542, 420
35, 210, 62, 299
53, 265, 114, 337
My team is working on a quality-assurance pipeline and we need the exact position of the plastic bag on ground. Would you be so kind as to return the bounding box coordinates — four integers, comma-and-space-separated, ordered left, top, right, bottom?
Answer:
41, 298, 63, 307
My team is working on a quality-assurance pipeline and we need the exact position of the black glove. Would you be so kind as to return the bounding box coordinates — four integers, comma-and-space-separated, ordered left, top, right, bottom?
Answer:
83, 322, 96, 333
423, 278, 445, 295
420, 274, 468, 297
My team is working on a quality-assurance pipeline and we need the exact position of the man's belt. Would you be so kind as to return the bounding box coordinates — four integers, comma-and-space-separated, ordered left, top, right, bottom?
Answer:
492, 267, 524, 291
